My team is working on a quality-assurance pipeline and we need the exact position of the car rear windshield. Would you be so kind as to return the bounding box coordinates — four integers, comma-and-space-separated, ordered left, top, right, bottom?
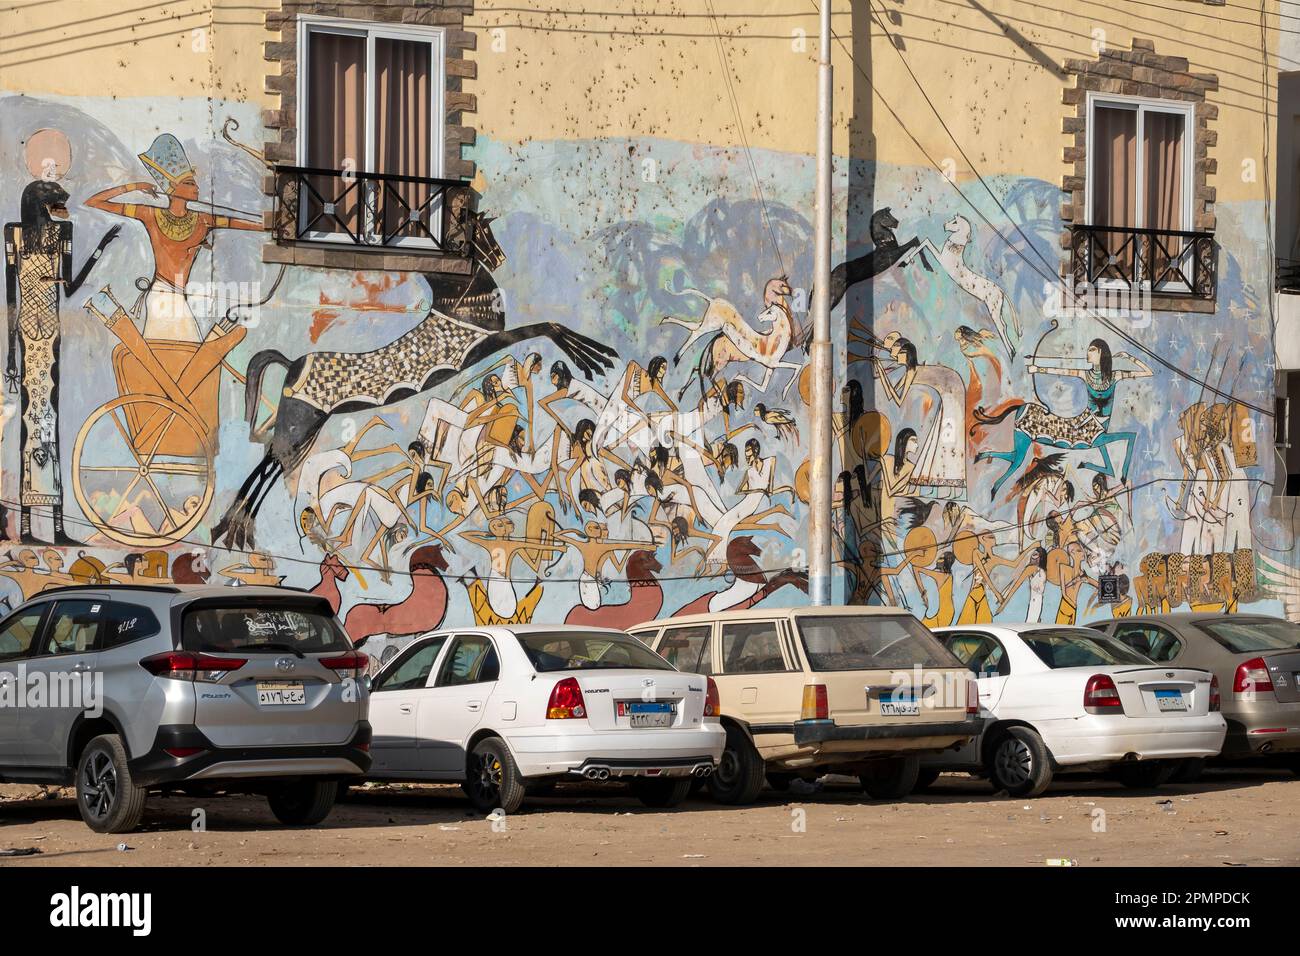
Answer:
796, 614, 961, 671
1196, 619, 1300, 654
1019, 629, 1152, 668
515, 631, 674, 672
182, 604, 351, 655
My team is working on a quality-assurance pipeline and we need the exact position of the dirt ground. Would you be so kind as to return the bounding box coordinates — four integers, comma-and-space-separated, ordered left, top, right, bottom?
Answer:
1, 768, 1297, 867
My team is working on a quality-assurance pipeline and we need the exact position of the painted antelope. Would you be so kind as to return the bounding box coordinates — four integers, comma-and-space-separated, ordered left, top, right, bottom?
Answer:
212, 210, 618, 549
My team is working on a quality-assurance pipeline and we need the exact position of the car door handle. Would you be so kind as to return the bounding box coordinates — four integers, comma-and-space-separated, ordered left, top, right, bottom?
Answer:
398, 704, 414, 715
467, 700, 482, 712
71, 662, 91, 673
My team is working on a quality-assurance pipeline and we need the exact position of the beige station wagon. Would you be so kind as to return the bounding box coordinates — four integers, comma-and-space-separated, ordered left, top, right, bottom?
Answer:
628, 606, 984, 803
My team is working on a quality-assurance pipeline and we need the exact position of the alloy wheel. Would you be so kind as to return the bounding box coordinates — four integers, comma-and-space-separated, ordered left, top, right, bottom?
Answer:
82, 751, 118, 819
473, 751, 503, 802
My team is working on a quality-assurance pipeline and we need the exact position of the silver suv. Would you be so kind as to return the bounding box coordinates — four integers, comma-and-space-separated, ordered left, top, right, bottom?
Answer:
0, 584, 370, 832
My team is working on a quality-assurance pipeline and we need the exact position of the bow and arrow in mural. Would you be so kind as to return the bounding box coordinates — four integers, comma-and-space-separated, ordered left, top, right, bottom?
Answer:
971, 320, 1153, 501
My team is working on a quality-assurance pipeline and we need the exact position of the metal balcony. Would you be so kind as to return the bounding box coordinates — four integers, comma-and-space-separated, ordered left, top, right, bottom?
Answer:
1069, 224, 1216, 300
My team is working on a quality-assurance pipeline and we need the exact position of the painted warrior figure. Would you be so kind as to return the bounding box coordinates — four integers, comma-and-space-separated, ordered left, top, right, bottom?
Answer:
85, 133, 260, 342
4, 180, 119, 543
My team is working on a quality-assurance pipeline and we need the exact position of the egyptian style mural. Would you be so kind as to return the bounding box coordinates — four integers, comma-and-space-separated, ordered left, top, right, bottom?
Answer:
1, 82, 1296, 645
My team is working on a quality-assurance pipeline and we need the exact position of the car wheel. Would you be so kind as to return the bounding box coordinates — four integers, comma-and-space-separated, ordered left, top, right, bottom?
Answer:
912, 768, 942, 793
708, 724, 767, 805
632, 777, 693, 808
76, 734, 148, 834
859, 755, 921, 800
1117, 760, 1176, 789
987, 727, 1053, 798
464, 737, 526, 815
1168, 757, 1206, 784
268, 779, 337, 826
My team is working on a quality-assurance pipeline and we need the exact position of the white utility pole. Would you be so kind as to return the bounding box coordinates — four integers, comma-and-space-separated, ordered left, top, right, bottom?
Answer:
808, 0, 834, 606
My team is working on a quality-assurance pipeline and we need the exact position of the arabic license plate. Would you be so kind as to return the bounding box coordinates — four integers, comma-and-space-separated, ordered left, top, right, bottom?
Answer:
257, 681, 305, 706
1154, 689, 1187, 712
630, 713, 672, 728
879, 696, 920, 717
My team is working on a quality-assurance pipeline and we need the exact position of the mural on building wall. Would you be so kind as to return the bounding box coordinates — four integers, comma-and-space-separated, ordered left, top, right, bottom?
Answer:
1, 90, 1296, 649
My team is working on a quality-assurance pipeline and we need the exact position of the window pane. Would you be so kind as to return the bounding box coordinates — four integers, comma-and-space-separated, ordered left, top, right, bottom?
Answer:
1092, 106, 1137, 228
374, 637, 446, 692
658, 625, 711, 674
305, 29, 367, 237
43, 601, 103, 656
1143, 110, 1186, 285
438, 636, 497, 686
375, 37, 434, 241
721, 622, 786, 674
1091, 105, 1138, 282
0, 608, 46, 660
798, 614, 958, 671
181, 604, 351, 654
101, 603, 161, 649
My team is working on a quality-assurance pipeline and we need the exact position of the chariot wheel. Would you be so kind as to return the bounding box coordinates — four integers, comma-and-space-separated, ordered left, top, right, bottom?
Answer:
72, 395, 214, 547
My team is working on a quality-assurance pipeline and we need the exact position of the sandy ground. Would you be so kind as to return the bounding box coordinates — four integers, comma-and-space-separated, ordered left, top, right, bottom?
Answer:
1, 768, 1297, 866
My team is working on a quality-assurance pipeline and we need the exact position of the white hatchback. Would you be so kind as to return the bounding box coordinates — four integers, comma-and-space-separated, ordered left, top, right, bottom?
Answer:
923, 624, 1227, 796
363, 625, 724, 812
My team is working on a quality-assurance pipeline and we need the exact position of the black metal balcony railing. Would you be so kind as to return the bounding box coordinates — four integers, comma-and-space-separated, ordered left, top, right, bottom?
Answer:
1278, 257, 1300, 294
1070, 224, 1216, 300
272, 165, 475, 254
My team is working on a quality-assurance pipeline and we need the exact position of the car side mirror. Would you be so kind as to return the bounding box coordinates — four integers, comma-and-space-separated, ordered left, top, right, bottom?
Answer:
362, 674, 372, 692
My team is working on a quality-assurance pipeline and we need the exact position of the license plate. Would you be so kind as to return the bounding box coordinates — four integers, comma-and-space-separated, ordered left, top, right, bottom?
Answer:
879, 697, 920, 717
1154, 689, 1187, 712
257, 681, 305, 706
630, 713, 672, 728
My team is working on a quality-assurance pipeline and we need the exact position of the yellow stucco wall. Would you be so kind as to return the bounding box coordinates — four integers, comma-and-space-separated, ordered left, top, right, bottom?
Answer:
0, 0, 1280, 203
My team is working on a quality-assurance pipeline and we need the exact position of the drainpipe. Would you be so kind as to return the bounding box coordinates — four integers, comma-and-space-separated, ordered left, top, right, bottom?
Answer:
808, 0, 834, 606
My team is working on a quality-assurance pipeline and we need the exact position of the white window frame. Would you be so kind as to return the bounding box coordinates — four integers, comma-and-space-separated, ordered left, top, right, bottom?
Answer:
295, 15, 447, 249
1085, 92, 1196, 293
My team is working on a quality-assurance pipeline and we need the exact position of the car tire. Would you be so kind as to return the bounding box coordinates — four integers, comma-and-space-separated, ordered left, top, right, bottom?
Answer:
859, 754, 921, 800
766, 772, 798, 792
912, 768, 942, 793
76, 734, 148, 834
708, 724, 767, 805
1168, 757, 1206, 784
632, 777, 693, 808
1117, 760, 1176, 789
464, 737, 526, 815
268, 779, 337, 826
986, 726, 1053, 798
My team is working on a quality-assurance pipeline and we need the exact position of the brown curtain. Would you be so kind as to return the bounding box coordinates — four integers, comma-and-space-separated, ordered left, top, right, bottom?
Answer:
1144, 111, 1185, 284
1091, 106, 1137, 281
375, 37, 432, 240
305, 31, 366, 236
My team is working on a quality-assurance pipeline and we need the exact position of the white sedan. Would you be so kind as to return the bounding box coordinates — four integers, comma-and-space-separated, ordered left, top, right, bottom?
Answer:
921, 624, 1227, 796
363, 625, 724, 812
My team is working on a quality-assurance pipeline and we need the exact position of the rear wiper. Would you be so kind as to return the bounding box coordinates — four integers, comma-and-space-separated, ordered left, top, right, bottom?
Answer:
240, 642, 305, 658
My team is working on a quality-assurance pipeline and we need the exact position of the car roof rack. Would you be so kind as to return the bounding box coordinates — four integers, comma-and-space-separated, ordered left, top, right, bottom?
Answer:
30, 583, 182, 597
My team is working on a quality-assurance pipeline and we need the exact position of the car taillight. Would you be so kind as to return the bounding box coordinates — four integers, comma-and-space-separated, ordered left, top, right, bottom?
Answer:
801, 684, 829, 720
321, 649, 369, 680
1209, 674, 1221, 712
546, 677, 586, 719
140, 651, 246, 682
163, 747, 205, 758
1233, 658, 1275, 698
1083, 674, 1123, 714
966, 678, 980, 715
704, 677, 720, 717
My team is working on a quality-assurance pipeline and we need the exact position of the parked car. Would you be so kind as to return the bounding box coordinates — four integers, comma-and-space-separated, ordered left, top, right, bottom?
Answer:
1091, 613, 1300, 775
628, 607, 984, 804
363, 625, 724, 812
0, 585, 371, 833
923, 623, 1227, 796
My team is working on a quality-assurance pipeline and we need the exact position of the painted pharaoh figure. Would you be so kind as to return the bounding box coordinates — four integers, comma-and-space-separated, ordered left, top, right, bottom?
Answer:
4, 179, 119, 543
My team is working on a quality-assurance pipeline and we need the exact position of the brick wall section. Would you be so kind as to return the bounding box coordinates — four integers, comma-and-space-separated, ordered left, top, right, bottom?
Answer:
261, 0, 476, 274
1060, 38, 1219, 312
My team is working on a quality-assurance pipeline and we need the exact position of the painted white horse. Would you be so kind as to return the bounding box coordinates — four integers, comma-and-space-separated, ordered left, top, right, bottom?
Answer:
901, 215, 1020, 357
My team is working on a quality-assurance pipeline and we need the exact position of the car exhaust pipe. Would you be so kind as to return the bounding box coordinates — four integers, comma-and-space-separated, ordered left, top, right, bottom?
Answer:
596, 768, 610, 780
583, 767, 602, 780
